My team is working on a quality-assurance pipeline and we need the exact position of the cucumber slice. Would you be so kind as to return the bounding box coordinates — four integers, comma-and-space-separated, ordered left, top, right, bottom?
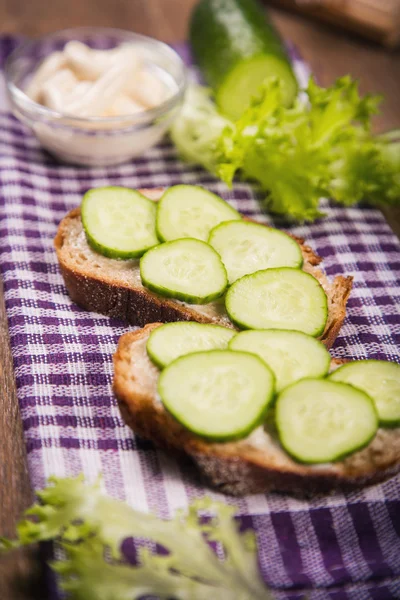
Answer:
140, 238, 228, 304
81, 187, 159, 259
225, 268, 328, 335
208, 220, 303, 284
217, 55, 298, 121
329, 360, 400, 427
229, 329, 330, 392
275, 379, 378, 464
190, 0, 298, 120
147, 322, 235, 368
158, 350, 275, 441
156, 185, 241, 242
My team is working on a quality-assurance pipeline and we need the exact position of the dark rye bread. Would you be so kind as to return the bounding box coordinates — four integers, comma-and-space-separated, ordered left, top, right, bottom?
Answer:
113, 323, 400, 496
54, 187, 353, 349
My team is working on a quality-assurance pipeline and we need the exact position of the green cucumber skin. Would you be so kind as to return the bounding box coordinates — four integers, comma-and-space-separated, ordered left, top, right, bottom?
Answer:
147, 322, 235, 369
156, 185, 241, 243
280, 423, 378, 465
140, 240, 228, 305
147, 346, 166, 370
225, 268, 328, 336
81, 187, 159, 260
167, 399, 273, 442
330, 360, 400, 428
208, 220, 304, 269
228, 328, 331, 391
190, 0, 291, 85
208, 220, 304, 284
275, 378, 379, 464
140, 276, 226, 305
158, 349, 275, 442
190, 0, 297, 112
84, 233, 157, 260
183, 402, 271, 442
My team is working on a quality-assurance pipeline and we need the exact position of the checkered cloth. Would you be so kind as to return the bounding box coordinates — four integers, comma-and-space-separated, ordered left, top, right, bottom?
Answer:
0, 35, 400, 600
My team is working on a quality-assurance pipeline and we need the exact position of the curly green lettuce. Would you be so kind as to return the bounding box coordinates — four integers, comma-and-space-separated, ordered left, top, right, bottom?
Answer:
1, 475, 271, 600
170, 78, 400, 221
170, 84, 232, 172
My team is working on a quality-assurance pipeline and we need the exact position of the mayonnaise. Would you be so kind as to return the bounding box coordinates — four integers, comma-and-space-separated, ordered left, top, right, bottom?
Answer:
18, 38, 184, 166
25, 41, 171, 118
41, 68, 78, 111
25, 51, 66, 103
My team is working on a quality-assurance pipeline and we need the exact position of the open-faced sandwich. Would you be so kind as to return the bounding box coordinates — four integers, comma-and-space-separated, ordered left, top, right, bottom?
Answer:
54, 185, 352, 347
114, 321, 400, 496
54, 185, 400, 497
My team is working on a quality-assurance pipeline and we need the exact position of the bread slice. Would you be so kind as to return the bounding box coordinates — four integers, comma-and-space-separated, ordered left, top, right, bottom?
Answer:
54, 188, 353, 349
113, 323, 400, 496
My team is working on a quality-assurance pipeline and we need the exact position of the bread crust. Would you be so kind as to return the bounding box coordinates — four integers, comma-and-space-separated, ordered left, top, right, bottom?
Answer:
54, 188, 353, 348
113, 324, 400, 496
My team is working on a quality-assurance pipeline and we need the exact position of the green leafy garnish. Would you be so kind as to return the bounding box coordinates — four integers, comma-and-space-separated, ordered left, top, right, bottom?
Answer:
1, 475, 272, 600
170, 84, 232, 173
170, 79, 400, 221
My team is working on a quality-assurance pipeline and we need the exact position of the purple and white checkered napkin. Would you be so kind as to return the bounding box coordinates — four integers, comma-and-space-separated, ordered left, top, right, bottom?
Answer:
0, 35, 400, 600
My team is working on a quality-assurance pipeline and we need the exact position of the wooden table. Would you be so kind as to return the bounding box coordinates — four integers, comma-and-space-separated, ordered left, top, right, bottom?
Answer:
0, 2, 399, 598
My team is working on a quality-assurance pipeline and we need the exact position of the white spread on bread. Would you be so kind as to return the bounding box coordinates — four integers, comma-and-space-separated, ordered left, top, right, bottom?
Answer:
128, 334, 160, 397
67, 217, 233, 325
125, 327, 341, 472
64, 215, 333, 331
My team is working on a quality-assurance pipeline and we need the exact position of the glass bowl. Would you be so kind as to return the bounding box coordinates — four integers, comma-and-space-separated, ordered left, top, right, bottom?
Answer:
4, 27, 187, 166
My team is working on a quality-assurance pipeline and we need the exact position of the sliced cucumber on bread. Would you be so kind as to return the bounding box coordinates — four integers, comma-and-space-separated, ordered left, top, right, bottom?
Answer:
229, 329, 330, 391
55, 186, 353, 347
226, 267, 328, 335
275, 379, 378, 463
156, 185, 241, 242
81, 187, 159, 259
147, 321, 235, 368
113, 324, 400, 495
330, 360, 400, 427
208, 220, 303, 284
140, 238, 228, 304
158, 349, 275, 441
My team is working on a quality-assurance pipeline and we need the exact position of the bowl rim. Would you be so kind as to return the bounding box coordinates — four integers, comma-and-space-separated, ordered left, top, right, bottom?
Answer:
4, 26, 188, 126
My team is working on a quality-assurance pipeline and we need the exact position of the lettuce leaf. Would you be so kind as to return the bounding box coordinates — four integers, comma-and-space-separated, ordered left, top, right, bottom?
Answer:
170, 84, 232, 173
1, 475, 272, 600
170, 79, 400, 221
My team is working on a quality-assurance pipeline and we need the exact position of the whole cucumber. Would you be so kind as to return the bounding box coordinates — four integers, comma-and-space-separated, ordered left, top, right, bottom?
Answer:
190, 0, 298, 120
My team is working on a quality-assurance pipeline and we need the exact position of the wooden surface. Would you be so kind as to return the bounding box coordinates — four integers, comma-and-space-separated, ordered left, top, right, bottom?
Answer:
268, 0, 400, 47
0, 279, 45, 599
0, 2, 399, 598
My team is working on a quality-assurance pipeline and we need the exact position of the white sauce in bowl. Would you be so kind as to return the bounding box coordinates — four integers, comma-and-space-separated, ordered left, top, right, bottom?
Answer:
25, 41, 172, 118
